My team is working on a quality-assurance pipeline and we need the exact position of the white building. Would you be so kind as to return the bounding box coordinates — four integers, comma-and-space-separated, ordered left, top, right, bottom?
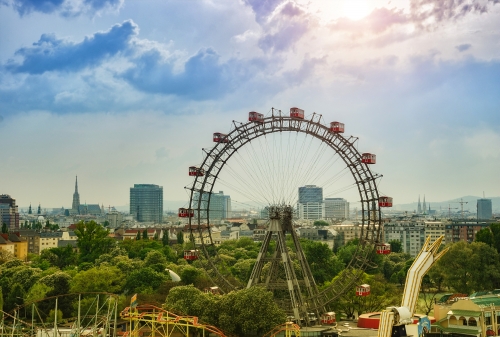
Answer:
383, 221, 426, 257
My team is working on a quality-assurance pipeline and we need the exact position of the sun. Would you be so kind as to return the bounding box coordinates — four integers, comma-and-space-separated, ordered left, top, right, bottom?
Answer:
342, 0, 370, 20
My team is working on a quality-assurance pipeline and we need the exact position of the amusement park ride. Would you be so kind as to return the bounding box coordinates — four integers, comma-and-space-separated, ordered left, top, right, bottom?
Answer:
0, 107, 450, 337
182, 107, 395, 326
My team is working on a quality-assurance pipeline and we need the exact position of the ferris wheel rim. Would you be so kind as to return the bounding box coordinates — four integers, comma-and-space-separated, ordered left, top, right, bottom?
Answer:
187, 110, 383, 301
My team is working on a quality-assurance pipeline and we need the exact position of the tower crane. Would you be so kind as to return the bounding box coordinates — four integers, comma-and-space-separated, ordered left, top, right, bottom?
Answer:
454, 198, 468, 220
377, 236, 449, 337
447, 205, 458, 219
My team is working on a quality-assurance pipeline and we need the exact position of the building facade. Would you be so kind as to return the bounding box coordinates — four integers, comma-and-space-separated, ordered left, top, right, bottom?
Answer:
298, 185, 324, 219
477, 199, 493, 220
130, 184, 163, 223
0, 194, 20, 230
324, 198, 349, 220
193, 191, 232, 221
383, 221, 426, 257
445, 221, 489, 244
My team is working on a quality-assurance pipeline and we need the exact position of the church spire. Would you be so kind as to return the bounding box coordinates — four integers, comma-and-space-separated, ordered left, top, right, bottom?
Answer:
417, 195, 422, 214
72, 175, 80, 213
422, 195, 427, 215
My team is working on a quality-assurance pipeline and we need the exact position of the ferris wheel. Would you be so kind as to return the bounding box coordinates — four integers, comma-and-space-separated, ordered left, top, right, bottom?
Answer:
182, 107, 392, 324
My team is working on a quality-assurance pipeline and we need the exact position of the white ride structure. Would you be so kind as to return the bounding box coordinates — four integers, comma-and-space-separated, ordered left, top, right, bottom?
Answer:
377, 236, 449, 337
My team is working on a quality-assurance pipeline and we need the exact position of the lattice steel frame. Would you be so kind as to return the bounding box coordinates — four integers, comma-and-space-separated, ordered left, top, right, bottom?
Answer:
187, 109, 383, 312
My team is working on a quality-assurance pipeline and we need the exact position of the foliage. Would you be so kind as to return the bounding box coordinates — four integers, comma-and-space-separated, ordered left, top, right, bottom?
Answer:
389, 240, 403, 253
70, 266, 125, 293
313, 220, 329, 227
74, 220, 115, 264
5, 283, 25, 312
475, 228, 494, 246
1, 223, 7, 234
37, 246, 77, 269
124, 267, 168, 294
176, 231, 184, 244
46, 309, 63, 323
301, 239, 344, 284
162, 230, 169, 246
433, 241, 500, 294
329, 271, 400, 319
0, 250, 15, 264
217, 286, 287, 336
142, 229, 148, 240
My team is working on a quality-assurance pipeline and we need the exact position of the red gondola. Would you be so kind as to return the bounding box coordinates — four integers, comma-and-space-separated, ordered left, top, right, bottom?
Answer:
178, 208, 194, 218
213, 132, 229, 143
249, 111, 264, 123
356, 284, 370, 296
184, 250, 199, 261
290, 107, 304, 119
361, 153, 376, 164
376, 243, 391, 255
330, 122, 345, 133
189, 166, 205, 176
321, 312, 336, 325
379, 196, 393, 207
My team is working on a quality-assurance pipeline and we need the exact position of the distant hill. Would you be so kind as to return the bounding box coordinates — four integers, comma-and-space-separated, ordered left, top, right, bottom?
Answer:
393, 196, 500, 214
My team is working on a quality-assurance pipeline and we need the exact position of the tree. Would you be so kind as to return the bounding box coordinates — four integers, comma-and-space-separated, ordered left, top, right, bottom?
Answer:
176, 231, 184, 244
162, 230, 169, 246
434, 241, 500, 294
74, 220, 115, 263
218, 286, 287, 336
124, 267, 167, 293
490, 223, 500, 254
136, 231, 141, 240
142, 229, 148, 240
70, 266, 125, 293
476, 228, 494, 246
1, 223, 7, 234
389, 240, 403, 253
301, 239, 344, 284
313, 220, 329, 227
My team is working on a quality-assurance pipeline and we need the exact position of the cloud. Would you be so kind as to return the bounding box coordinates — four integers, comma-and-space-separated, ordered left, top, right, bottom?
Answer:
6, 20, 137, 74
456, 43, 472, 52
258, 2, 314, 52
122, 48, 252, 100
242, 0, 285, 24
9, 0, 123, 16
464, 129, 500, 159
409, 0, 500, 29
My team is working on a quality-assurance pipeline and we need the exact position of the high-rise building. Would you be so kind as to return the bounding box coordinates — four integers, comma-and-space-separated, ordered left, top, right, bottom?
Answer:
0, 194, 20, 230
72, 176, 80, 212
298, 185, 324, 219
130, 184, 163, 223
477, 199, 492, 220
193, 191, 231, 220
324, 198, 349, 220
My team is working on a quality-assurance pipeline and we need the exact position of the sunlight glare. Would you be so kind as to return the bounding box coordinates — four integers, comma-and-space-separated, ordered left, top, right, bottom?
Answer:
342, 0, 370, 20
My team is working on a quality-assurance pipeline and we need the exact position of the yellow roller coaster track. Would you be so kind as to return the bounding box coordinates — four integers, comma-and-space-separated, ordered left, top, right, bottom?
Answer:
120, 304, 232, 337
262, 321, 301, 337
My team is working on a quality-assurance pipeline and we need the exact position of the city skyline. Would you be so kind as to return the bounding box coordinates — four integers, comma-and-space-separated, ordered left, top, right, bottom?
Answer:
1, 0, 499, 207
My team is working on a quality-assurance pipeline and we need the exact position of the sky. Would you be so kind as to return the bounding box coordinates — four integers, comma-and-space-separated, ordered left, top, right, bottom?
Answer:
1, 0, 499, 211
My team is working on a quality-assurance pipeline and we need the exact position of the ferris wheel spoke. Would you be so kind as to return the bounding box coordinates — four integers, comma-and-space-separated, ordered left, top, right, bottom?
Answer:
188, 111, 386, 310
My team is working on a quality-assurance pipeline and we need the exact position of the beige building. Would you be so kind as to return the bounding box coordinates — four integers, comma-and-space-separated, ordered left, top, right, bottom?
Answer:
5, 233, 28, 260
0, 235, 15, 255
39, 232, 63, 252
182, 225, 221, 245
424, 221, 447, 245
433, 295, 500, 337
